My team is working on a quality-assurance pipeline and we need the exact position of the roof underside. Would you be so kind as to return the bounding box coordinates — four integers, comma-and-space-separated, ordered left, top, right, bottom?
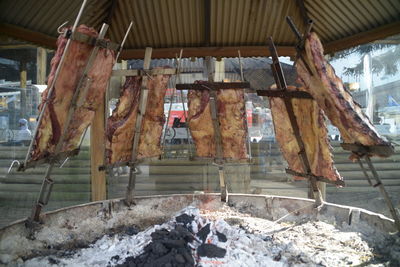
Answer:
0, 0, 399, 59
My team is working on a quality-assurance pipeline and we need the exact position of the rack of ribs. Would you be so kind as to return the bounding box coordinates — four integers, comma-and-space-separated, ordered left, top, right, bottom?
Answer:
30, 25, 115, 162
187, 82, 248, 160
296, 32, 393, 159
106, 70, 172, 164
269, 85, 342, 182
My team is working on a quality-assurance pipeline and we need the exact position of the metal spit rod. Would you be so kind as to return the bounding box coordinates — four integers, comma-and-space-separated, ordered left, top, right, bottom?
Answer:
116, 22, 133, 62
161, 49, 183, 156
22, 0, 89, 169
357, 159, 373, 186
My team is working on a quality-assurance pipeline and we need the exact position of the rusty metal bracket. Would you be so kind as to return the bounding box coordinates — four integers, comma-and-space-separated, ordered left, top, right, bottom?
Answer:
341, 143, 394, 158
362, 156, 400, 232
286, 169, 345, 186
65, 30, 120, 51
341, 142, 399, 232
176, 82, 251, 91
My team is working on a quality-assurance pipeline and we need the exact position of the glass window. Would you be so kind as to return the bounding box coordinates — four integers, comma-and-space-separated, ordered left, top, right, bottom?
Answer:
1, 35, 399, 227
0, 46, 90, 227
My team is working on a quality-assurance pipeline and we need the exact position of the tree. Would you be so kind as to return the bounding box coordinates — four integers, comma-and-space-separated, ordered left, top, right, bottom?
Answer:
331, 35, 400, 77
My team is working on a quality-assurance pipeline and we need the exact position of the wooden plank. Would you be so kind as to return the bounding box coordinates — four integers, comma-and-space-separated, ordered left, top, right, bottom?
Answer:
19, 63, 27, 118
0, 23, 57, 49
121, 46, 296, 59
90, 95, 106, 201
176, 82, 250, 90
324, 21, 400, 54
36, 47, 47, 84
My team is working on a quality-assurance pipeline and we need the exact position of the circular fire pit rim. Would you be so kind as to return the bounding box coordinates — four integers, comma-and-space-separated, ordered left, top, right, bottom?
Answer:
0, 193, 396, 265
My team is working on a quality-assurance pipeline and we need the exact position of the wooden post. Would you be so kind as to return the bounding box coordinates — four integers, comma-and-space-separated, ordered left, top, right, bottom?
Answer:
90, 96, 107, 201
120, 60, 127, 85
36, 47, 47, 84
20, 62, 27, 119
214, 59, 225, 82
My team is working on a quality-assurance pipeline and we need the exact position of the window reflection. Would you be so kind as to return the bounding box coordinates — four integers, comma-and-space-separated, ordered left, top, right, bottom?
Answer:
0, 35, 399, 227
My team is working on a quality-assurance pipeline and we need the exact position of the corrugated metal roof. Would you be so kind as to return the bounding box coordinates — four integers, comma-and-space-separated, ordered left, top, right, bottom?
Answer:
128, 57, 296, 90
0, 0, 399, 58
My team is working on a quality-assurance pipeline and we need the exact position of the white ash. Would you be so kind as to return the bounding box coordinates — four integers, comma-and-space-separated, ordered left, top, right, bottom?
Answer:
24, 204, 399, 267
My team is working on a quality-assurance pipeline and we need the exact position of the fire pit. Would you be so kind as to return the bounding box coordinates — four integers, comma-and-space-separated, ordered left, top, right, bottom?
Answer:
0, 194, 398, 266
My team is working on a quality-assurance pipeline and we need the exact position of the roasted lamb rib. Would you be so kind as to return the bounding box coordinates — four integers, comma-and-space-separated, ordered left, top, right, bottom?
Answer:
187, 82, 248, 160
269, 85, 342, 182
30, 25, 115, 162
106, 71, 171, 164
297, 32, 393, 159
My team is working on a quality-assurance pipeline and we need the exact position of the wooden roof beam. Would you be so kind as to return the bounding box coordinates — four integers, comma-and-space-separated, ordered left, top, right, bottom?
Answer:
324, 21, 400, 54
0, 23, 57, 49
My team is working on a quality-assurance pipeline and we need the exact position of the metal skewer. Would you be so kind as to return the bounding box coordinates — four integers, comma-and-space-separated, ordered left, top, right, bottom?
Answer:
161, 50, 183, 156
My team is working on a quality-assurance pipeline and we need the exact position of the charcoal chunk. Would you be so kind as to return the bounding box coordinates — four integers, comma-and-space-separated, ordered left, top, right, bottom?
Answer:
111, 255, 120, 261
151, 229, 169, 240
197, 244, 226, 258
48, 257, 60, 265
196, 224, 210, 243
149, 242, 168, 256
161, 239, 186, 249
175, 225, 194, 242
117, 227, 195, 267
125, 226, 139, 236
175, 254, 186, 263
176, 214, 194, 225
216, 231, 227, 242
